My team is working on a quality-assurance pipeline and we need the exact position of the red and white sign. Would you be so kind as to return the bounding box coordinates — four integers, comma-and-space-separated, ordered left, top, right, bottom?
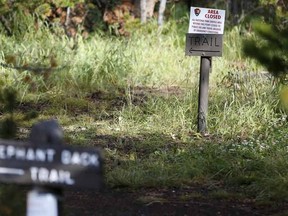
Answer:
188, 7, 226, 34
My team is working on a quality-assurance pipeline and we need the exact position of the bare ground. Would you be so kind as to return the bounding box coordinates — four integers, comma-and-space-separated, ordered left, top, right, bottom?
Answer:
14, 87, 288, 216
64, 187, 288, 216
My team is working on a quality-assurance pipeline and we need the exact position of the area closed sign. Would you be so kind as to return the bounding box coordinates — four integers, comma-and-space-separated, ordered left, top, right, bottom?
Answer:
186, 7, 225, 56
0, 139, 103, 189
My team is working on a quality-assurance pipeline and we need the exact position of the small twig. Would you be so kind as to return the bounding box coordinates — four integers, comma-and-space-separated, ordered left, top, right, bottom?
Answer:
0, 16, 12, 36
65, 7, 71, 27
0, 63, 66, 74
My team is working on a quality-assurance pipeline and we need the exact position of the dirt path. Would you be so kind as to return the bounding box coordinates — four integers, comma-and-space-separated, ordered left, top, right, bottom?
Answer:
64, 187, 288, 216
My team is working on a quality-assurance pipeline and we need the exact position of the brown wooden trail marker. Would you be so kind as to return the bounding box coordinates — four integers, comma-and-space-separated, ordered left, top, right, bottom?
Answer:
185, 6, 226, 134
0, 119, 103, 216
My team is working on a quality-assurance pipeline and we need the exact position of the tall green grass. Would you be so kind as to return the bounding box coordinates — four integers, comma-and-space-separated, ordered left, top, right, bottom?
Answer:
1, 8, 288, 203
0, 9, 283, 144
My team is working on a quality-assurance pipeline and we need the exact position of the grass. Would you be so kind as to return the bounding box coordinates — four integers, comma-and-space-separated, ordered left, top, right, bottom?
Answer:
0, 4, 288, 210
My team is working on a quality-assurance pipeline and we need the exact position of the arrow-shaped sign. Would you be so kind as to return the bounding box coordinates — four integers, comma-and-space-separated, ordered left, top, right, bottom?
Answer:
0, 139, 103, 189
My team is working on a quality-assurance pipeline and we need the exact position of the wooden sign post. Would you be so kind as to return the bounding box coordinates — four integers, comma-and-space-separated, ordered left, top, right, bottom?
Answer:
0, 120, 103, 216
186, 7, 226, 134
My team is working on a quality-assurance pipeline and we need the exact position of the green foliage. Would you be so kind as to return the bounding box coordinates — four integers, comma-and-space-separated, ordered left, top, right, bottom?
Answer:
0, 1, 287, 205
0, 85, 36, 138
53, 0, 85, 7
0, 87, 18, 138
0, 0, 84, 13
0, 0, 86, 38
0, 87, 17, 113
0, 118, 17, 139
258, 0, 288, 28
100, 0, 120, 10
0, 87, 32, 215
243, 22, 288, 81
0, 185, 26, 216
35, 3, 52, 18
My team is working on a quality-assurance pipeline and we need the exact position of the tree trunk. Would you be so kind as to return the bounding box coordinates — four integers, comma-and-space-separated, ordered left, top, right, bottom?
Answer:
146, 0, 157, 19
232, 0, 239, 24
134, 0, 158, 22
158, 0, 166, 26
140, 0, 147, 23
186, 0, 192, 12
240, 0, 245, 17
226, 0, 231, 20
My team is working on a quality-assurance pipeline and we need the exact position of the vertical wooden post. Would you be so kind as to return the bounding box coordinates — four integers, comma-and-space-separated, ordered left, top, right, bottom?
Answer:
27, 120, 63, 216
27, 187, 62, 216
197, 56, 211, 134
